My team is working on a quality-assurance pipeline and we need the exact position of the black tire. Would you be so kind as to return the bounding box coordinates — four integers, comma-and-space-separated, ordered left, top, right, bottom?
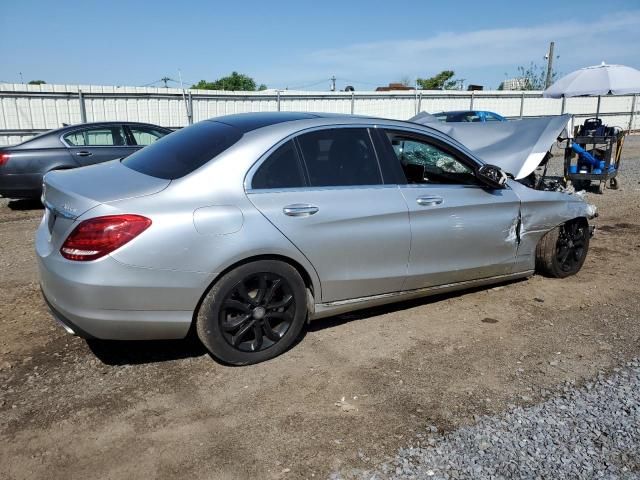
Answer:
196, 260, 308, 365
536, 219, 590, 278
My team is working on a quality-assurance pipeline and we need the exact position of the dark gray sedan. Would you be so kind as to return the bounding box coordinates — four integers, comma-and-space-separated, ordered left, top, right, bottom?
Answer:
0, 122, 171, 199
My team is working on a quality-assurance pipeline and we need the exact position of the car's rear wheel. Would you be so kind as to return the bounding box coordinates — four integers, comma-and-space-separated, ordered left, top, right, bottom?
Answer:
535, 219, 590, 278
196, 260, 308, 365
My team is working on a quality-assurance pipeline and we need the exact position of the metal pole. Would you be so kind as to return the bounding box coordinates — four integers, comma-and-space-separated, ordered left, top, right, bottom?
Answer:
187, 91, 194, 125
417, 92, 423, 113
545, 41, 555, 89
469, 90, 475, 110
596, 95, 601, 119
350, 91, 355, 114
519, 91, 525, 118
277, 91, 281, 111
561, 95, 566, 115
78, 89, 87, 123
628, 94, 637, 132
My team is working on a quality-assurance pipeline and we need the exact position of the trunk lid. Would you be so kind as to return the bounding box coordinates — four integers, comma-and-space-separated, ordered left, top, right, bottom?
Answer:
41, 160, 169, 248
43, 160, 169, 219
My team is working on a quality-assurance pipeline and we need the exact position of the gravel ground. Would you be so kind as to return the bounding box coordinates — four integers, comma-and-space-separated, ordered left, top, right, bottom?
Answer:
352, 359, 640, 480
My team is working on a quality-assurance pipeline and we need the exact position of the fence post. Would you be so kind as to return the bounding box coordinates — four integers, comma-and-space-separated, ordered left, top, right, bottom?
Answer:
277, 91, 281, 112
519, 92, 525, 119
595, 95, 601, 119
417, 92, 422, 113
350, 91, 355, 114
187, 91, 194, 125
78, 89, 87, 123
469, 91, 475, 110
628, 94, 637, 132
560, 96, 566, 115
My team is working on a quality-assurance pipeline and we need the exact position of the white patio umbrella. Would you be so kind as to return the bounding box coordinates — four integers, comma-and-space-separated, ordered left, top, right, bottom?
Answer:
543, 62, 640, 98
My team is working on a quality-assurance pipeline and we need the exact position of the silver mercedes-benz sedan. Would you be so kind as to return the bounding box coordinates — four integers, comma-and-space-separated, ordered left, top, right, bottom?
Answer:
37, 112, 595, 364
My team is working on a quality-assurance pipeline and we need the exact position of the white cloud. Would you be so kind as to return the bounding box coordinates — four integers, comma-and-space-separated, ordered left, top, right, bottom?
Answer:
260, 11, 640, 89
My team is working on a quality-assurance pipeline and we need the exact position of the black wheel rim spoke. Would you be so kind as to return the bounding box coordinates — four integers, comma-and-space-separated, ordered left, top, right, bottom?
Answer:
263, 278, 282, 305
267, 294, 293, 310
262, 319, 283, 342
236, 281, 257, 306
556, 222, 587, 271
231, 319, 256, 346
221, 313, 251, 332
219, 272, 296, 353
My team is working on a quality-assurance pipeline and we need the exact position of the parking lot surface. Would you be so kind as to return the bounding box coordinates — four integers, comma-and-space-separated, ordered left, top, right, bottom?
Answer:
1, 137, 640, 479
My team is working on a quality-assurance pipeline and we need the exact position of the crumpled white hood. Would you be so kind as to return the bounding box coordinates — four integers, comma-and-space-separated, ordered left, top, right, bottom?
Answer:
410, 113, 573, 180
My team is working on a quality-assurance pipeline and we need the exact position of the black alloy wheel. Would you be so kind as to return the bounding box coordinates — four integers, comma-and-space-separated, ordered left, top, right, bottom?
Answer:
196, 260, 308, 365
536, 219, 590, 278
555, 221, 589, 274
219, 273, 295, 352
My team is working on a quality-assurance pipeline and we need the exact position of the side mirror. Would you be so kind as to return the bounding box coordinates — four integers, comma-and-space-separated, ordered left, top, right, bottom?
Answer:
476, 164, 508, 189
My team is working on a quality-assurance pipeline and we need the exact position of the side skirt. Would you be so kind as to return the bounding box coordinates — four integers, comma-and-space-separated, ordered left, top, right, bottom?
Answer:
310, 270, 534, 320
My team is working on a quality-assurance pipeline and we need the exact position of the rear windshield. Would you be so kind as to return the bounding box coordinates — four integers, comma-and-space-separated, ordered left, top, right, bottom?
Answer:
122, 121, 242, 179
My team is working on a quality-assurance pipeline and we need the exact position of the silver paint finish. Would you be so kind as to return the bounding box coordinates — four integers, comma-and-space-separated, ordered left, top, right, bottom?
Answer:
37, 113, 594, 341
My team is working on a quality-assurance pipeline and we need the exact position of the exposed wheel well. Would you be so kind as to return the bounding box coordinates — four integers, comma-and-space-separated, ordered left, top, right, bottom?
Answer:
189, 254, 317, 332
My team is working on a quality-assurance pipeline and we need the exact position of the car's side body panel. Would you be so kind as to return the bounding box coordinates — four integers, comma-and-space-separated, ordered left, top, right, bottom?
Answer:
248, 185, 410, 302
398, 183, 521, 290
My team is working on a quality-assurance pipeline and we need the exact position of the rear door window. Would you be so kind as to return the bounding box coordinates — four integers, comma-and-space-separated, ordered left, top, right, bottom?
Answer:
127, 125, 169, 146
64, 126, 127, 146
296, 128, 382, 187
252, 140, 306, 189
122, 121, 242, 179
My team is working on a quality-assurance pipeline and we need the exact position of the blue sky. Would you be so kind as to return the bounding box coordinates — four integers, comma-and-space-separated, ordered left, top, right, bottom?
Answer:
1, 0, 639, 90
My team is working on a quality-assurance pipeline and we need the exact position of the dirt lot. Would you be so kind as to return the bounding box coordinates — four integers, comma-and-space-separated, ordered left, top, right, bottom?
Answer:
1, 138, 639, 480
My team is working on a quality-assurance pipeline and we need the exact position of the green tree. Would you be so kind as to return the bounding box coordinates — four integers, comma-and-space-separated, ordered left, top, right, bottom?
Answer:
192, 72, 262, 91
258, 84, 268, 91
417, 70, 457, 90
28, 80, 46, 85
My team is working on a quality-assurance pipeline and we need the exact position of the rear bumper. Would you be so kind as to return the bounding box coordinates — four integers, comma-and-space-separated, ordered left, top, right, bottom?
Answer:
37, 222, 211, 340
0, 172, 43, 199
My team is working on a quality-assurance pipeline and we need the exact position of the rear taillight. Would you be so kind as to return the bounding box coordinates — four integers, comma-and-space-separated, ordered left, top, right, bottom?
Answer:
60, 214, 151, 261
0, 153, 9, 166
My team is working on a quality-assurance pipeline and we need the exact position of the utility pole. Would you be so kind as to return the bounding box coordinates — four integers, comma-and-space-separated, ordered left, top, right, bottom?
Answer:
545, 41, 555, 89
161, 77, 171, 88
330, 75, 336, 92
19, 72, 24, 84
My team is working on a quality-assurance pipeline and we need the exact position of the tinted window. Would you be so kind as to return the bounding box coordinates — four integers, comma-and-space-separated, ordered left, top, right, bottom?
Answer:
297, 128, 382, 187
252, 141, 305, 189
122, 121, 242, 180
128, 126, 168, 146
386, 132, 478, 185
484, 112, 503, 122
64, 126, 127, 146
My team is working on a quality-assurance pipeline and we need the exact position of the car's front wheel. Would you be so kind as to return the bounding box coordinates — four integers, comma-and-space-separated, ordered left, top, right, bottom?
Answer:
535, 219, 590, 278
196, 260, 308, 365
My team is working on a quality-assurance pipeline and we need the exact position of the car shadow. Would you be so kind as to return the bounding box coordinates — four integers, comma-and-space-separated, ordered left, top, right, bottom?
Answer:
7, 198, 43, 211
86, 334, 207, 366
306, 277, 528, 333
84, 277, 528, 366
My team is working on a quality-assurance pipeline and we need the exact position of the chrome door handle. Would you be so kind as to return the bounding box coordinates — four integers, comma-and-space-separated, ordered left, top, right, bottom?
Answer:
283, 204, 319, 217
76, 151, 93, 157
416, 195, 443, 206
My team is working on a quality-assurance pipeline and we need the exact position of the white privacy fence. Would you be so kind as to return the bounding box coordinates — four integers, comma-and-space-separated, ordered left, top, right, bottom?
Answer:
0, 83, 638, 146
